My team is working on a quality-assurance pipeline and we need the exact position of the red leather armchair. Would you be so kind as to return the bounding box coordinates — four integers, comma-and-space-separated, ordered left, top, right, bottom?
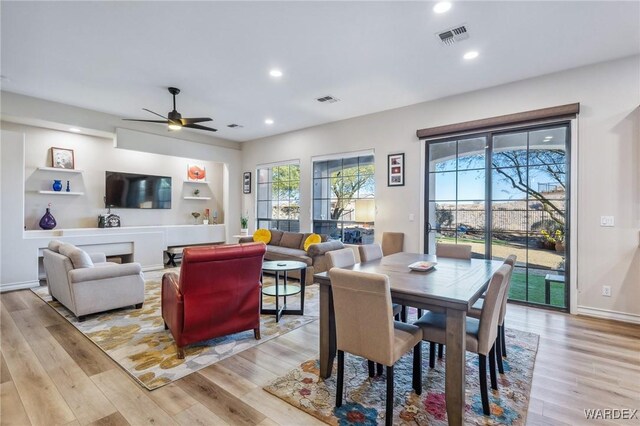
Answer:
162, 242, 266, 358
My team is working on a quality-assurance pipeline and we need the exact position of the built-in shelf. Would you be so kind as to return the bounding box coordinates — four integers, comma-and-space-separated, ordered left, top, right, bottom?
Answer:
183, 180, 209, 184
183, 196, 211, 200
38, 190, 84, 195
37, 167, 83, 174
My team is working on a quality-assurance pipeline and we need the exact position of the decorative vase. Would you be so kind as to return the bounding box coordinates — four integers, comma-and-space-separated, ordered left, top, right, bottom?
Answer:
555, 241, 565, 253
39, 207, 57, 230
66, 180, 70, 192
52, 180, 62, 192
241, 228, 249, 236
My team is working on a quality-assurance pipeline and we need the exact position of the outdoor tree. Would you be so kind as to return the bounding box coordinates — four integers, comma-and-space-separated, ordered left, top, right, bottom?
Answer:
329, 165, 374, 220
269, 165, 301, 218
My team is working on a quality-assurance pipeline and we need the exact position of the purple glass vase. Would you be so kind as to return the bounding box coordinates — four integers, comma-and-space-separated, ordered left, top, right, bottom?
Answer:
39, 207, 57, 230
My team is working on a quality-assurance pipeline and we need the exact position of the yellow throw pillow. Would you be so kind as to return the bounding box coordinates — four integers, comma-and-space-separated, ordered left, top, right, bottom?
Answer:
304, 233, 322, 251
253, 228, 271, 244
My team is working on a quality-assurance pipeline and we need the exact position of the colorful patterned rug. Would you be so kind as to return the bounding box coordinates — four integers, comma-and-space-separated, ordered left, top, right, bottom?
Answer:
264, 328, 539, 425
32, 269, 319, 390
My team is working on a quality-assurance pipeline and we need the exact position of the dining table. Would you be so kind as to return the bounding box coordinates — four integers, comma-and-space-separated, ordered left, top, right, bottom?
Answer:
314, 252, 503, 426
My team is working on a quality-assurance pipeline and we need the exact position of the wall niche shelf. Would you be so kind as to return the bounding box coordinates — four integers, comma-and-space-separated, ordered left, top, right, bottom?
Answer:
38, 190, 84, 196
37, 167, 83, 174
183, 180, 209, 184
183, 196, 211, 200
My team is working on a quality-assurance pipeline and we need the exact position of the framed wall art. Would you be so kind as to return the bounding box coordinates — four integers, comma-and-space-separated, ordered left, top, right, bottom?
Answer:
243, 171, 251, 194
187, 164, 207, 181
51, 147, 75, 169
387, 153, 404, 186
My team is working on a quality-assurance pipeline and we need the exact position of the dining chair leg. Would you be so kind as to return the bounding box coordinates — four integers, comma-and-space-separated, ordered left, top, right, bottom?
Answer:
495, 332, 505, 374
417, 309, 423, 318
489, 345, 498, 390
336, 351, 344, 408
376, 363, 384, 376
501, 324, 507, 358
412, 343, 422, 395
385, 365, 394, 426
437, 343, 443, 359
367, 360, 375, 377
400, 305, 407, 323
429, 342, 436, 368
478, 354, 490, 415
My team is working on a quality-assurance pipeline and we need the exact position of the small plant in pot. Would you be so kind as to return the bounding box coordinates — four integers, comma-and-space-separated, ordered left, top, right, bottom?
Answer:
193, 189, 200, 197
191, 211, 201, 224
240, 216, 249, 235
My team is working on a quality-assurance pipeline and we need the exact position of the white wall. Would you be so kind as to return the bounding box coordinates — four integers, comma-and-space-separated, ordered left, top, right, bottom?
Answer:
241, 55, 640, 322
1, 122, 225, 229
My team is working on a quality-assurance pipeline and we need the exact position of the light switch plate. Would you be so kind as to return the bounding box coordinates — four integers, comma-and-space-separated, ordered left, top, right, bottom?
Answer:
600, 216, 615, 227
409, 213, 415, 222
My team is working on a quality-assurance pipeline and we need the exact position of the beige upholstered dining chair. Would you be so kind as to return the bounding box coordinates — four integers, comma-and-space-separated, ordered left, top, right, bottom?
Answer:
381, 232, 404, 256
330, 268, 423, 426
435, 242, 472, 260
415, 263, 512, 416
325, 248, 404, 324
469, 254, 517, 374
358, 243, 383, 262
326, 248, 357, 269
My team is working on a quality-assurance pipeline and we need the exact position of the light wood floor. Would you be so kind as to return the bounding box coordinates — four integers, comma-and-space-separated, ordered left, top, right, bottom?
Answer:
1, 289, 638, 425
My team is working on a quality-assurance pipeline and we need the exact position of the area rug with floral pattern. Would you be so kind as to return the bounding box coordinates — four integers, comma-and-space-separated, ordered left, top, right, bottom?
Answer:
264, 328, 538, 425
32, 268, 319, 390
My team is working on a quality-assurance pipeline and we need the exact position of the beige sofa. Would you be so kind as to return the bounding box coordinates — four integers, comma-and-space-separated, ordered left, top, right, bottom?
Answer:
43, 240, 145, 321
240, 230, 344, 284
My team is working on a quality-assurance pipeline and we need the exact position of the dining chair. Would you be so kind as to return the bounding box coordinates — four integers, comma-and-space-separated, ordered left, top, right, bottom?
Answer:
415, 263, 511, 416
358, 243, 384, 262
468, 255, 517, 374
326, 248, 404, 334
330, 268, 423, 426
358, 242, 406, 323
381, 232, 404, 256
435, 242, 472, 260
429, 242, 473, 358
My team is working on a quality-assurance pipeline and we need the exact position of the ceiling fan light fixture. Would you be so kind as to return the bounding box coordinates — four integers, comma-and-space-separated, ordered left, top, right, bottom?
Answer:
168, 122, 182, 131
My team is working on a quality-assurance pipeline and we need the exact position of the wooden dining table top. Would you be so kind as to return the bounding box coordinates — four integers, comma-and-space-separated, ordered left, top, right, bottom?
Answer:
315, 252, 504, 310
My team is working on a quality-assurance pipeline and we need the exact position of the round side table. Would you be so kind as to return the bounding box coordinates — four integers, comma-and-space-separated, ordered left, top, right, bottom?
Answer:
261, 260, 307, 322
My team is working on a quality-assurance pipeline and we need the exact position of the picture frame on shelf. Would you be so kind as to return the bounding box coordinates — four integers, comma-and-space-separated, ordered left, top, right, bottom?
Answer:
187, 164, 207, 181
387, 153, 404, 186
51, 147, 75, 169
243, 172, 251, 194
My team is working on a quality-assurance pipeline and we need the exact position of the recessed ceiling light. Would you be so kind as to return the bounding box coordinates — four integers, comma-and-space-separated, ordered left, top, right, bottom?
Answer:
269, 69, 283, 78
69, 127, 81, 133
463, 51, 479, 60
264, 119, 274, 125
433, 2, 452, 14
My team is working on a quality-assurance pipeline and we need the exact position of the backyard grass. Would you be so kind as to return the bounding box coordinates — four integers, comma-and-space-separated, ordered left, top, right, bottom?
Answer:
509, 271, 566, 308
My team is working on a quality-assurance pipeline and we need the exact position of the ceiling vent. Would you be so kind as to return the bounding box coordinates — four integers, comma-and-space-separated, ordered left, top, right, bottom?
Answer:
437, 24, 469, 46
227, 124, 243, 128
316, 95, 340, 103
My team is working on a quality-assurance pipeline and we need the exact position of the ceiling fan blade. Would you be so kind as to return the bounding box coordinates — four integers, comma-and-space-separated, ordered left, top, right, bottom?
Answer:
180, 117, 213, 125
184, 123, 218, 132
122, 119, 168, 123
143, 108, 169, 120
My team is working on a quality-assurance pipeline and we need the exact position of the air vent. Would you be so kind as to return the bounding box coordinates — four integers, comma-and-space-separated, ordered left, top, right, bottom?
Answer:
227, 124, 243, 128
437, 24, 469, 46
316, 95, 340, 103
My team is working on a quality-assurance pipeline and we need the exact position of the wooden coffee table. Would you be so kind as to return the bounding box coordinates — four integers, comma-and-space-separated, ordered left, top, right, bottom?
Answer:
261, 260, 307, 322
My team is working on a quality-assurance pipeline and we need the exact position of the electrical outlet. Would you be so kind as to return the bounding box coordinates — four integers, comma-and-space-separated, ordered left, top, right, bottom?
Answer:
408, 213, 415, 222
602, 285, 611, 297
600, 216, 615, 227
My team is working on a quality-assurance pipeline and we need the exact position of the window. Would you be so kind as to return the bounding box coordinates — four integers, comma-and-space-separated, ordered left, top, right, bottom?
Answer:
312, 154, 375, 243
256, 163, 300, 232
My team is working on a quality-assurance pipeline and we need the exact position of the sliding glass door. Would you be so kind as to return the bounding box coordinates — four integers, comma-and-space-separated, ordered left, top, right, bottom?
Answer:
425, 122, 570, 310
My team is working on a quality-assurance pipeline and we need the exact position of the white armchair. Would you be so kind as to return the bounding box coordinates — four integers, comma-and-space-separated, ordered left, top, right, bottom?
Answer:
43, 240, 145, 321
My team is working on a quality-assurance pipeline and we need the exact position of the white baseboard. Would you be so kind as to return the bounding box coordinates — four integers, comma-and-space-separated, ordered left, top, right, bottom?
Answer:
141, 264, 165, 272
577, 306, 640, 324
0, 280, 40, 293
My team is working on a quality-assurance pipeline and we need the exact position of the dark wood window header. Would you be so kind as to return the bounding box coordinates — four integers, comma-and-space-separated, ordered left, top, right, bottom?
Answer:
416, 103, 580, 139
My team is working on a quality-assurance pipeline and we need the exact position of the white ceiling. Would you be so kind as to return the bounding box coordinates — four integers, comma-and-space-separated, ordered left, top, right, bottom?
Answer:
1, 1, 639, 142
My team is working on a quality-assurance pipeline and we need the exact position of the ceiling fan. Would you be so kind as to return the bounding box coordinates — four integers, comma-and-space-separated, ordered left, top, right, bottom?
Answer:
123, 87, 217, 132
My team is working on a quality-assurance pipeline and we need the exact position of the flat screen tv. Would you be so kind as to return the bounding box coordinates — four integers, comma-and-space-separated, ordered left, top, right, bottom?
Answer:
105, 171, 172, 209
